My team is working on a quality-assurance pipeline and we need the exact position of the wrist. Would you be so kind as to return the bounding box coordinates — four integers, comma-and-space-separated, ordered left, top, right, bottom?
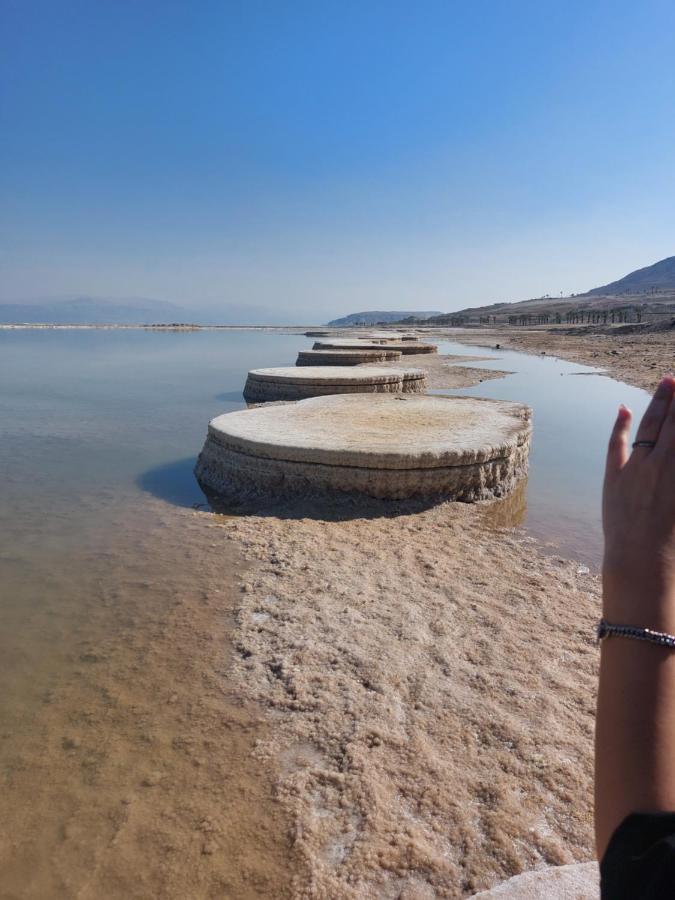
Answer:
602, 567, 675, 632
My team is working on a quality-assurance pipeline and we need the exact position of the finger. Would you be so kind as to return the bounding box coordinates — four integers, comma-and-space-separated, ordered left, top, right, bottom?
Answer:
632, 375, 675, 453
605, 404, 632, 479
653, 376, 675, 455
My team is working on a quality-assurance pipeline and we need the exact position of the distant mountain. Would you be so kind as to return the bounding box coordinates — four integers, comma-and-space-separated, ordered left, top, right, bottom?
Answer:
387, 255, 675, 326
0, 296, 193, 325
586, 255, 675, 295
327, 310, 442, 326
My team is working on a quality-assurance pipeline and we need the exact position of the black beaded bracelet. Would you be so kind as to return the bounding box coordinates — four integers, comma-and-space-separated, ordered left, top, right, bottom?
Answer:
597, 619, 675, 649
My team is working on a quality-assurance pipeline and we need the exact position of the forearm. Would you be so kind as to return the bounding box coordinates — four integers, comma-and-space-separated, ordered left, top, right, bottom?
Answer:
595, 636, 675, 858
595, 375, 675, 860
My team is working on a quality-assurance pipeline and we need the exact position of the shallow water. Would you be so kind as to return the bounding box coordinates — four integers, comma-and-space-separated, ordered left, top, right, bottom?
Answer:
0, 327, 651, 893
0, 329, 302, 897
431, 339, 650, 564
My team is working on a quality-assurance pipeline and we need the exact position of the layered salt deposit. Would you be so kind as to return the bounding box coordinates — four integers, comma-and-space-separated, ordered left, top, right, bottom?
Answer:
313, 340, 437, 355
312, 339, 392, 350
243, 366, 426, 402
195, 394, 531, 501
296, 349, 403, 365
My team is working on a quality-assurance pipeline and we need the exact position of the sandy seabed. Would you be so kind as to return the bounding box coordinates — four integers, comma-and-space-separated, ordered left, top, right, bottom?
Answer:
0, 497, 298, 899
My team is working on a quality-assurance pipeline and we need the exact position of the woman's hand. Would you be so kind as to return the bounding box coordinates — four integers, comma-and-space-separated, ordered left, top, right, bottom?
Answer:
602, 374, 675, 630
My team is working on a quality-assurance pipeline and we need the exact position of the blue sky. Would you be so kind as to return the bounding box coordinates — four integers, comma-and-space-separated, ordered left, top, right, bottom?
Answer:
1, 0, 674, 322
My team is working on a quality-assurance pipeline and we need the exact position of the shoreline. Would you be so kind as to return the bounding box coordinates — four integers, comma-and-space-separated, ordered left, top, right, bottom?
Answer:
214, 490, 599, 897
420, 324, 673, 394
199, 342, 614, 896
198, 329, 666, 893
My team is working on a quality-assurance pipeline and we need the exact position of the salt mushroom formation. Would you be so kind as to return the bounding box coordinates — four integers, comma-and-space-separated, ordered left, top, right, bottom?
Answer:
311, 339, 395, 350
195, 394, 532, 502
243, 366, 427, 402
296, 349, 403, 366
312, 340, 438, 355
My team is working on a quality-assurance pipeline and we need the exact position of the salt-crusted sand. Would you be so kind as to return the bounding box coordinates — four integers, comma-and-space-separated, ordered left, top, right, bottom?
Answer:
214, 493, 599, 897
190, 349, 601, 897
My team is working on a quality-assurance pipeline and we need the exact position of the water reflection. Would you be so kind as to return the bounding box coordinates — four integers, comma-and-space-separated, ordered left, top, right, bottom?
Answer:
136, 457, 209, 508
433, 339, 651, 565
215, 389, 245, 403
480, 478, 528, 530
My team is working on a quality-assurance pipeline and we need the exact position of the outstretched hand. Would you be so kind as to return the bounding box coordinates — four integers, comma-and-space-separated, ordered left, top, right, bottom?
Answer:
602, 374, 675, 629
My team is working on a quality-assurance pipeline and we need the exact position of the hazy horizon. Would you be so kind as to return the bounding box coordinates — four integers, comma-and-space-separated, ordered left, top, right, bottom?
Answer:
2, 1, 674, 323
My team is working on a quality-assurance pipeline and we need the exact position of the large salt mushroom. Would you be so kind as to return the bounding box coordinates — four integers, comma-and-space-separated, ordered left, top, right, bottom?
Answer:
313, 339, 437, 355
195, 394, 531, 502
311, 339, 393, 350
296, 349, 403, 366
243, 366, 426, 402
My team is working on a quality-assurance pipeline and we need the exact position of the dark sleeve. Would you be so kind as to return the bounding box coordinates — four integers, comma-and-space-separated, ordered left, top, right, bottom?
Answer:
601, 812, 675, 899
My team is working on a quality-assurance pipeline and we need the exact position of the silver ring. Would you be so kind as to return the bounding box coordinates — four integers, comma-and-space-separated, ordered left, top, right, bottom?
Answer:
633, 440, 657, 449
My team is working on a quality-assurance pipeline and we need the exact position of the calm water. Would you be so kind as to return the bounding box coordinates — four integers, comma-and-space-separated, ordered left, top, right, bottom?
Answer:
0, 329, 305, 897
433, 339, 650, 563
0, 328, 650, 574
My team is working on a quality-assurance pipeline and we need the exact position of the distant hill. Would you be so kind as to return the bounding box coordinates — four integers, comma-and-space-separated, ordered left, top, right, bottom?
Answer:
391, 256, 675, 326
0, 296, 193, 325
586, 255, 675, 295
327, 310, 442, 326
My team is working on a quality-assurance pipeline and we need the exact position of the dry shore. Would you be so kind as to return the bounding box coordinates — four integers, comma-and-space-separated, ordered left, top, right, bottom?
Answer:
422, 323, 674, 393
217, 491, 599, 898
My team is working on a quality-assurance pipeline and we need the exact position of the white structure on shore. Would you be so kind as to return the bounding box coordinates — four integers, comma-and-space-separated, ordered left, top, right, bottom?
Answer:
243, 366, 426, 402
195, 394, 531, 502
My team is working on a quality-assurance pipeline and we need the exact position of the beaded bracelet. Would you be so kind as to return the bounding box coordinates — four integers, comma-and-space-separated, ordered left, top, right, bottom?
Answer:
597, 619, 675, 649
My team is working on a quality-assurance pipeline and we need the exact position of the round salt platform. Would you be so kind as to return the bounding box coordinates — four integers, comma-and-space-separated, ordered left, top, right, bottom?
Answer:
243, 366, 427, 402
313, 340, 437, 355
195, 394, 532, 501
311, 339, 392, 350
296, 349, 403, 366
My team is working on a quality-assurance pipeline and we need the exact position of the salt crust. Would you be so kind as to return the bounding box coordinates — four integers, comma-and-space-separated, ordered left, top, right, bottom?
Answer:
243, 366, 427, 402
195, 394, 532, 501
